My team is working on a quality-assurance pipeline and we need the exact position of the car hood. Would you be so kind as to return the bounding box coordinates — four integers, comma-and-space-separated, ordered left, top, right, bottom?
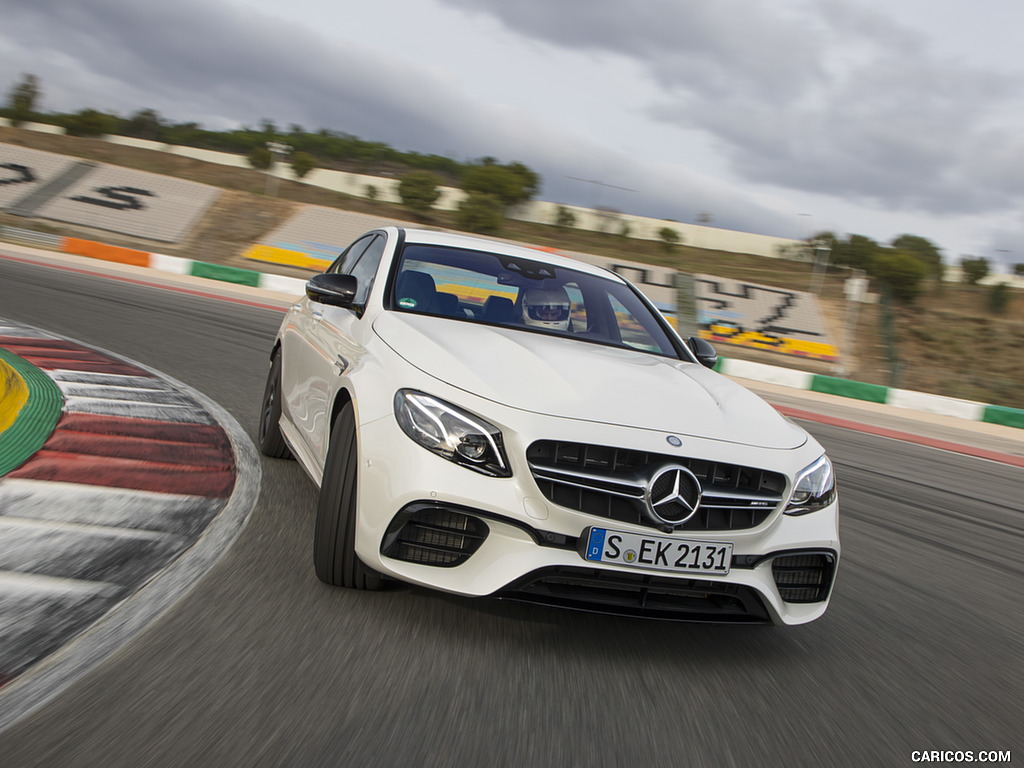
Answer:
373, 313, 807, 450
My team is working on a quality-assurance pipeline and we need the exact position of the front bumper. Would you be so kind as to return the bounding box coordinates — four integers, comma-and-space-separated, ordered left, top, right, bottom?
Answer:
355, 411, 840, 626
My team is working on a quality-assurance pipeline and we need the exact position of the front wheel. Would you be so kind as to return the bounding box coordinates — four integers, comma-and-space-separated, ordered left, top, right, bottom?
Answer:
258, 348, 292, 459
313, 401, 384, 589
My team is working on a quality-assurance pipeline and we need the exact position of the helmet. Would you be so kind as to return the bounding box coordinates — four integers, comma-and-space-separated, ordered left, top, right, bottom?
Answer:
522, 287, 570, 331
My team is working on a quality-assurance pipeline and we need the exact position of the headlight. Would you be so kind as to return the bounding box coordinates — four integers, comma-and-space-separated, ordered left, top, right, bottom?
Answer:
394, 390, 512, 478
785, 455, 836, 515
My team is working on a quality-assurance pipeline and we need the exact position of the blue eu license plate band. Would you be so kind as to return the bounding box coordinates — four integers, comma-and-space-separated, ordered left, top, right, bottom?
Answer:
585, 528, 606, 562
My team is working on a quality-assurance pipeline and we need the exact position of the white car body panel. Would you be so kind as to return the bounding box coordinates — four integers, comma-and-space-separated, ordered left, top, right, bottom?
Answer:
269, 227, 840, 625
373, 311, 808, 449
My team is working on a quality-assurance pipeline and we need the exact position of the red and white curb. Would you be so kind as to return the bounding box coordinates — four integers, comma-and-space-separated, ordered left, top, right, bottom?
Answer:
0, 319, 260, 731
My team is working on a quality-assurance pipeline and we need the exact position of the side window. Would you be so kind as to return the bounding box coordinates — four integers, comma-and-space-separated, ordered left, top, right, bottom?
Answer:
608, 295, 660, 352
349, 236, 386, 305
329, 235, 375, 275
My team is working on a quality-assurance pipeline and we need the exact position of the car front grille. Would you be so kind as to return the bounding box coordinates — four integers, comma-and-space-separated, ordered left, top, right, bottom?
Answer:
527, 440, 786, 532
498, 566, 771, 623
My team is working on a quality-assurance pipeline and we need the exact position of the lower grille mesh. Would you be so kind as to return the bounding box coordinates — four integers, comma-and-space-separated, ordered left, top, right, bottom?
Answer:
382, 505, 489, 567
772, 552, 836, 603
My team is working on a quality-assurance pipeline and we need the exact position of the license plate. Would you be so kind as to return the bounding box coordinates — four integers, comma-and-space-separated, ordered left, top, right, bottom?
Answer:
583, 527, 732, 575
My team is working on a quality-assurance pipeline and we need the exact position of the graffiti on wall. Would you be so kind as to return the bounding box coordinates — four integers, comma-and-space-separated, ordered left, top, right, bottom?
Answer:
695, 276, 837, 361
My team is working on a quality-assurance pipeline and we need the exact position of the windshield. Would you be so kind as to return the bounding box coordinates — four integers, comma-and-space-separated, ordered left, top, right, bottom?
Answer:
391, 244, 681, 358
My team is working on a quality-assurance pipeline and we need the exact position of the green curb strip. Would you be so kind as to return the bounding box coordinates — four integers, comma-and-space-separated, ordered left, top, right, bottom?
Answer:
809, 375, 889, 404
190, 261, 262, 287
0, 346, 65, 477
983, 405, 1024, 430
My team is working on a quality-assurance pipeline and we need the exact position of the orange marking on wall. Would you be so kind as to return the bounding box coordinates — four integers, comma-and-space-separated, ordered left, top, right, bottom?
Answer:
63, 238, 151, 267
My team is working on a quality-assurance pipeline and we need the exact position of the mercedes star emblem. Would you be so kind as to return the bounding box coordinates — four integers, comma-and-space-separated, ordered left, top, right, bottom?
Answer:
644, 465, 703, 526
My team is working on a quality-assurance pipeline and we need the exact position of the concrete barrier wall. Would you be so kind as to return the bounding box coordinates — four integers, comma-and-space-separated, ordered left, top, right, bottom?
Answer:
0, 120, 63, 135
1, 140, 221, 243
2, 122, 803, 259
943, 265, 1024, 289
5, 120, 1024, 280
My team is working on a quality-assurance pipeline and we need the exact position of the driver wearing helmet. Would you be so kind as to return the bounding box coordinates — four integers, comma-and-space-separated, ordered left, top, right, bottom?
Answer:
521, 287, 571, 331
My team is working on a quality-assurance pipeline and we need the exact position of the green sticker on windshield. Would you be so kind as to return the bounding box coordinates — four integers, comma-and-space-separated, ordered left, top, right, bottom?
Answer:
398, 298, 417, 309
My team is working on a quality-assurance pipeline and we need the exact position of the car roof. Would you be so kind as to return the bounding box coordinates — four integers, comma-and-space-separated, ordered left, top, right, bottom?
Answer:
395, 227, 626, 283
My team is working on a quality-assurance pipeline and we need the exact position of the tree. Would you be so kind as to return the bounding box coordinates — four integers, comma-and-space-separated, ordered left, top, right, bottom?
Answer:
555, 205, 576, 228
1014, 263, 1024, 277
461, 160, 538, 209
961, 256, 990, 285
456, 192, 503, 235
247, 146, 273, 171
832, 234, 880, 271
61, 108, 116, 137
290, 151, 316, 179
988, 282, 1011, 315
870, 250, 927, 303
658, 226, 682, 253
6, 73, 40, 126
122, 108, 164, 140
505, 161, 539, 203
891, 234, 943, 279
398, 171, 442, 214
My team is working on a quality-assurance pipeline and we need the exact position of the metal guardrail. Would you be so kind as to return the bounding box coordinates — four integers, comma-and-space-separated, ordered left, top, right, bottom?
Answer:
0, 226, 63, 249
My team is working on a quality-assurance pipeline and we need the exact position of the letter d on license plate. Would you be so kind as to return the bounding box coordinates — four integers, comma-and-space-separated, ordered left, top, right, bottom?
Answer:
584, 527, 732, 575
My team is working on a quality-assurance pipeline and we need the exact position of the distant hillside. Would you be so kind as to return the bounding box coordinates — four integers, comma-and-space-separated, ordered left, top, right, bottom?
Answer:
2, 126, 1022, 408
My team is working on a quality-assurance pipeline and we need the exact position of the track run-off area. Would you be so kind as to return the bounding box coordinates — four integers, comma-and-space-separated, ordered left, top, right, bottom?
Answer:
0, 246, 1021, 767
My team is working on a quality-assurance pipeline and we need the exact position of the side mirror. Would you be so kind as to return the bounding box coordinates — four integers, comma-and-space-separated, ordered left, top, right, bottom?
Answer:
686, 336, 718, 369
306, 273, 358, 308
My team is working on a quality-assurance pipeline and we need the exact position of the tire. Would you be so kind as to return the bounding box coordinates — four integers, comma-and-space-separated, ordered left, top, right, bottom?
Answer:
313, 401, 384, 589
258, 349, 292, 459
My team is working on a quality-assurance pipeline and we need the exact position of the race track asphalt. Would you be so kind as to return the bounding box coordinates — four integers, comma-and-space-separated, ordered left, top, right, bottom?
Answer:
0, 249, 1020, 767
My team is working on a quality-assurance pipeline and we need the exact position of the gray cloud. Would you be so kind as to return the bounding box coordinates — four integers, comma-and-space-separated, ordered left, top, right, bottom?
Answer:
0, 0, 796, 235
6, 0, 1021, 250
436, 0, 1024, 217
2, 0, 468, 147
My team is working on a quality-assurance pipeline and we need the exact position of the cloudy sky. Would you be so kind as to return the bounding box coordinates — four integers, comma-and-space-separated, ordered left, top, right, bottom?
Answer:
3, 0, 1023, 270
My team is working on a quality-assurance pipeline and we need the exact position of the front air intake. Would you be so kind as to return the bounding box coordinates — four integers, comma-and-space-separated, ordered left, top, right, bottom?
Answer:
498, 567, 771, 623
381, 503, 489, 567
771, 552, 836, 603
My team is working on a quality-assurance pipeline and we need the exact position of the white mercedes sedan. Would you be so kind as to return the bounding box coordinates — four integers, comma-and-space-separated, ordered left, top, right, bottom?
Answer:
259, 227, 839, 624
